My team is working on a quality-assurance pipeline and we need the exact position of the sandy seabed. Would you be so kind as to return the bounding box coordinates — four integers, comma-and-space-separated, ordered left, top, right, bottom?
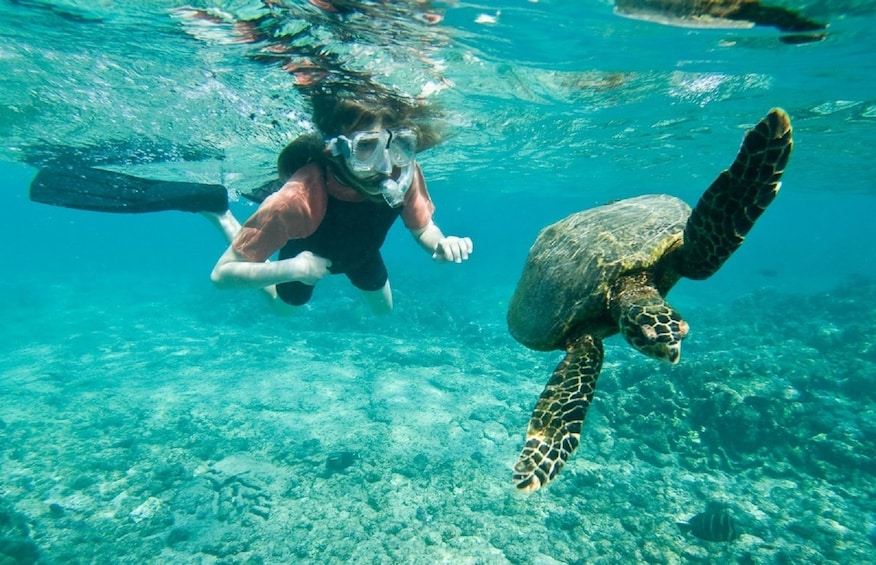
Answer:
2, 273, 875, 564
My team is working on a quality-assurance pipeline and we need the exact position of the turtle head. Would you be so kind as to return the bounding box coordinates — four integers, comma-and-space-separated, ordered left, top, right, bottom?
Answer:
619, 302, 689, 364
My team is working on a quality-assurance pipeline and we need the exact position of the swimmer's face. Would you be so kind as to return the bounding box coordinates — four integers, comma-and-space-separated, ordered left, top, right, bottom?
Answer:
332, 121, 417, 192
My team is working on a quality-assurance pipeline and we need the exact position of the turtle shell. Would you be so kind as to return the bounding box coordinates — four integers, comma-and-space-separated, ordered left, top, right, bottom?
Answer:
507, 194, 691, 351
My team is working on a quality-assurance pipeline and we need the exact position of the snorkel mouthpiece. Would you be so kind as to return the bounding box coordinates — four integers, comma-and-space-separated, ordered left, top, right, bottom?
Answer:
380, 163, 414, 207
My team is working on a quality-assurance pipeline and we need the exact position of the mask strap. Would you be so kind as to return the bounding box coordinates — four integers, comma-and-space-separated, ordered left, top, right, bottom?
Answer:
326, 137, 344, 158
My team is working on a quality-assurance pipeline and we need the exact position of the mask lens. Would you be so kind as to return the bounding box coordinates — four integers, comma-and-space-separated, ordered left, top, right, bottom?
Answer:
388, 130, 417, 166
349, 132, 386, 170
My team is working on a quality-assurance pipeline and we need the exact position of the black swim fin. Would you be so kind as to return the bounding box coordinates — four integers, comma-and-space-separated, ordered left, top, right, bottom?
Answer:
29, 166, 229, 214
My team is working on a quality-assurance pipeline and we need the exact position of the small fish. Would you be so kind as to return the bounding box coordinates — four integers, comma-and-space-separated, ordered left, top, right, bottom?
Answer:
677, 504, 739, 542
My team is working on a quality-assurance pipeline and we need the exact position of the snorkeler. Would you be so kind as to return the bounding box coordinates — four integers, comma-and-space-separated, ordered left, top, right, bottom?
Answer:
29, 89, 473, 316
206, 90, 473, 315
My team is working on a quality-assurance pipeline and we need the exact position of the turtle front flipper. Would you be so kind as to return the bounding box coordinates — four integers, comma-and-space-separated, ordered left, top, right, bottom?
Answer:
513, 335, 604, 492
678, 108, 792, 280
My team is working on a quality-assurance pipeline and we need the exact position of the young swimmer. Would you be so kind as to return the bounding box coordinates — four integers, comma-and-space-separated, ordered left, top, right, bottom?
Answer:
206, 90, 473, 315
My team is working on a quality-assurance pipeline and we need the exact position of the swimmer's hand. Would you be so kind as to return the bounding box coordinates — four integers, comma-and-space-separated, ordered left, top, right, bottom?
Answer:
432, 236, 473, 264
291, 251, 332, 284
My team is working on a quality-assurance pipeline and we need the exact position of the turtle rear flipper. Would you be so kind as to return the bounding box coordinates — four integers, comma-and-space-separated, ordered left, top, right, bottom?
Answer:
678, 108, 792, 280
513, 335, 603, 492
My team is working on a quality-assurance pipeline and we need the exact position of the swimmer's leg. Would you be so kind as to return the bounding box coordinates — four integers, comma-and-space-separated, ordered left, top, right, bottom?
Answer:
360, 280, 393, 316
201, 209, 289, 309
347, 253, 393, 316
200, 209, 242, 243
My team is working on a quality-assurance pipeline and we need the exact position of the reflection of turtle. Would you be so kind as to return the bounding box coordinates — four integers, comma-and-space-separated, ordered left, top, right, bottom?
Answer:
507, 108, 792, 491
614, 0, 827, 41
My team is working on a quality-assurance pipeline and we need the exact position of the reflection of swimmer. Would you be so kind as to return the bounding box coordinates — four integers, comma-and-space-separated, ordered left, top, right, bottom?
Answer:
614, 0, 826, 38
173, 1, 449, 92
206, 88, 472, 315
305, 0, 444, 24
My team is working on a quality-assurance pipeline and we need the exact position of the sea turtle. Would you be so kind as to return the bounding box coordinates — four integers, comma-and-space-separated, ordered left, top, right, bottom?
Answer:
507, 108, 792, 491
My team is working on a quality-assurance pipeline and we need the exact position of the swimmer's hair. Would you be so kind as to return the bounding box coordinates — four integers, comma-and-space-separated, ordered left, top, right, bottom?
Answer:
277, 133, 326, 180
310, 87, 444, 152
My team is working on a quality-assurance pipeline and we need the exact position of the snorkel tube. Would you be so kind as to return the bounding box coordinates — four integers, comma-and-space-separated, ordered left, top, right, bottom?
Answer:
378, 163, 414, 207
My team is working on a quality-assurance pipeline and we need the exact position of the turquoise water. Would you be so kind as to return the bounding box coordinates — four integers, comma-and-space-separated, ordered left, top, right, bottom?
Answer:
2, 1, 876, 563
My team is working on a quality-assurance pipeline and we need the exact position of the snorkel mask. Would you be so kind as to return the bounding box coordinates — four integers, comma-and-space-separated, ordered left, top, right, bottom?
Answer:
327, 128, 418, 207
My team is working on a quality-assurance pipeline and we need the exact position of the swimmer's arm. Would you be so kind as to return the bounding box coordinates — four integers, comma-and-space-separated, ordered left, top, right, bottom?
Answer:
410, 220, 473, 264
411, 220, 444, 253
210, 247, 331, 289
